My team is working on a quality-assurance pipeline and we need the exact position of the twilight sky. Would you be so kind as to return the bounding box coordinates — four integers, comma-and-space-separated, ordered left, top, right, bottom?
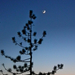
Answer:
0, 0, 75, 75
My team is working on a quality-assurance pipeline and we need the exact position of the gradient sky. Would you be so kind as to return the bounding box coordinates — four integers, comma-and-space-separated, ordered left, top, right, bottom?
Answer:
0, 0, 75, 75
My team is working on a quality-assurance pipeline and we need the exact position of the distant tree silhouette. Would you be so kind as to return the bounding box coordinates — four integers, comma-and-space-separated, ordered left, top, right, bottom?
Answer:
0, 10, 63, 75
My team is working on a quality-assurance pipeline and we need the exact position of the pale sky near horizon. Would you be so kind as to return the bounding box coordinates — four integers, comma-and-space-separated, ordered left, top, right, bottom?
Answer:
0, 0, 75, 75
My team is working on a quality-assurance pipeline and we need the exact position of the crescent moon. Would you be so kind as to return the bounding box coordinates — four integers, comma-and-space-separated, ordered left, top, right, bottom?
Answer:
43, 10, 46, 14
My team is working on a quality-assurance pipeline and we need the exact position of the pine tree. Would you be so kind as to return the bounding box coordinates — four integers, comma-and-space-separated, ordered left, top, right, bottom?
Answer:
0, 10, 63, 75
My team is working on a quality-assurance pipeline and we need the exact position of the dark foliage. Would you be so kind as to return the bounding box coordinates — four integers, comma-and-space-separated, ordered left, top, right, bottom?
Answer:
0, 10, 63, 75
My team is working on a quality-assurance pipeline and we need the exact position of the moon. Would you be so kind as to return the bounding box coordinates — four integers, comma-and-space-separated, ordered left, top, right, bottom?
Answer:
43, 10, 46, 14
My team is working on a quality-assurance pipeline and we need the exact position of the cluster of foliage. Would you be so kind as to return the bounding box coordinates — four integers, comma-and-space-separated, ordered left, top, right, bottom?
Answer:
0, 10, 63, 75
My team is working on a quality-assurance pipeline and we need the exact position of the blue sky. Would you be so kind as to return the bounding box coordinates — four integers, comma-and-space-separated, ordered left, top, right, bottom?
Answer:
0, 0, 75, 75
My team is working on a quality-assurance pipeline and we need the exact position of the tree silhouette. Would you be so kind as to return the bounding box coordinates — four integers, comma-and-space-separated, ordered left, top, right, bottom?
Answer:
0, 10, 63, 75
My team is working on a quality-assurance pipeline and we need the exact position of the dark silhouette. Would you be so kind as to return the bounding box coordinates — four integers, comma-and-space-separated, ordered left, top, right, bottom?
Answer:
0, 10, 63, 75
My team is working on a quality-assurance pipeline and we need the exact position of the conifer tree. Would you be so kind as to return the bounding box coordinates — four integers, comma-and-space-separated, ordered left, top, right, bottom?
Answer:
0, 10, 63, 75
